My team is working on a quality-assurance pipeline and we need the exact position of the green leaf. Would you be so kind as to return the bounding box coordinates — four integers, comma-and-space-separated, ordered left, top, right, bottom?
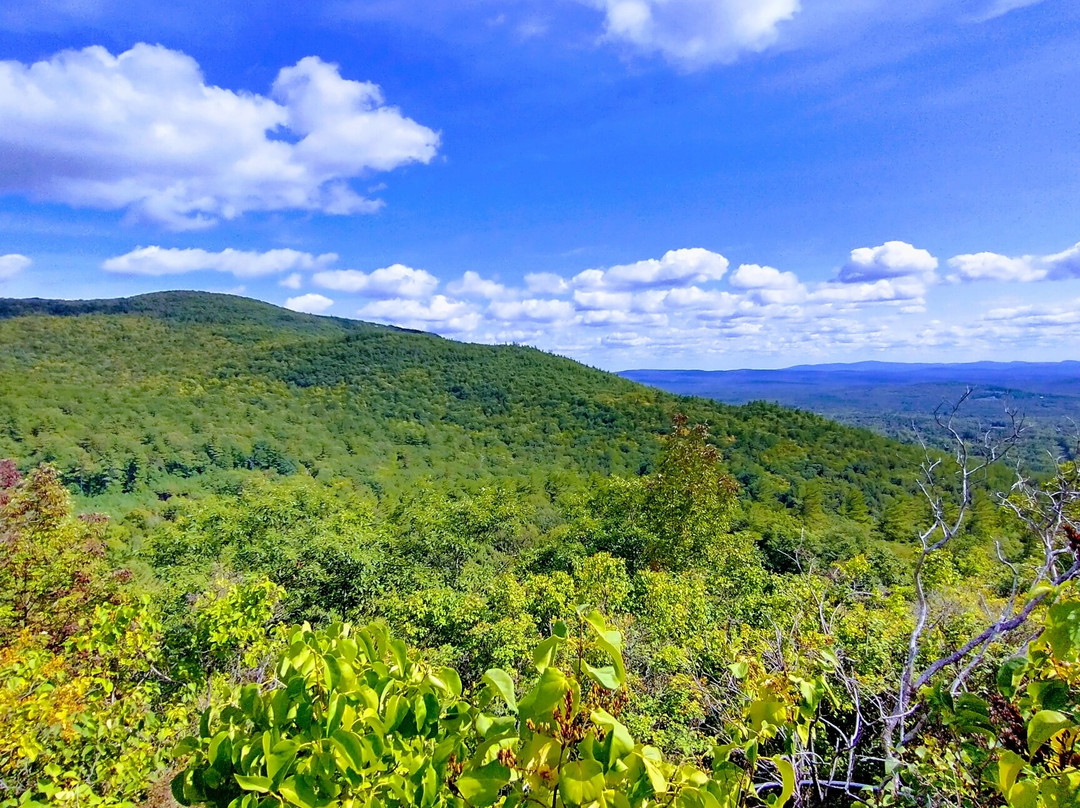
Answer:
208, 731, 231, 769
266, 740, 299, 789
432, 666, 462, 698
640, 747, 669, 795
728, 661, 749, 680
238, 684, 260, 719
170, 770, 194, 806
518, 667, 571, 726
476, 713, 517, 740
413, 693, 429, 730
769, 757, 796, 808
591, 708, 635, 766
582, 661, 622, 690
326, 693, 346, 736
389, 638, 410, 671
331, 729, 367, 772
482, 669, 518, 713
997, 657, 1028, 699
748, 696, 786, 734
558, 759, 606, 807
456, 761, 510, 807
996, 750, 1025, 798
1027, 710, 1074, 755
279, 774, 321, 808
532, 635, 562, 672
234, 774, 273, 793
1007, 779, 1039, 808
581, 609, 626, 689
1031, 680, 1071, 712
321, 653, 342, 691
1039, 773, 1080, 808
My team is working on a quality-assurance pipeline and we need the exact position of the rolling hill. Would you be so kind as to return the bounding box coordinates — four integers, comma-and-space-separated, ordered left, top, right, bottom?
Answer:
0, 291, 936, 520
621, 362, 1080, 470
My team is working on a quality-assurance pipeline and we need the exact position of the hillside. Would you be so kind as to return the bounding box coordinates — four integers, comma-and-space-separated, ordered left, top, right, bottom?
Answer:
3, 292, 1072, 808
0, 292, 936, 518
622, 362, 1080, 470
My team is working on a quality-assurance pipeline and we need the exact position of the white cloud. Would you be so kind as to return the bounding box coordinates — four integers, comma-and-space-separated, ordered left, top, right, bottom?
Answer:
0, 44, 438, 229
0, 253, 30, 280
728, 263, 800, 290
573, 248, 729, 291
1042, 242, 1080, 279
280, 272, 303, 290
811, 276, 927, 305
838, 241, 938, 283
358, 295, 481, 333
972, 0, 1046, 22
313, 263, 439, 299
488, 298, 576, 323
580, 309, 665, 327
102, 246, 336, 277
946, 252, 1043, 282
582, 0, 800, 68
525, 272, 570, 295
447, 271, 515, 300
573, 289, 634, 311
165, 236, 1080, 365
601, 331, 653, 348
948, 241, 1080, 283
285, 293, 334, 314
985, 299, 1080, 330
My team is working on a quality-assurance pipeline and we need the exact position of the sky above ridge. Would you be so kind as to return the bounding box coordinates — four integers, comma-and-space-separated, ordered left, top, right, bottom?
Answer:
0, 0, 1078, 369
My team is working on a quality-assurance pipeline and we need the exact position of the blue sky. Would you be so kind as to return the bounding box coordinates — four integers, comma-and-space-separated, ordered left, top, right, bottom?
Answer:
0, 0, 1078, 369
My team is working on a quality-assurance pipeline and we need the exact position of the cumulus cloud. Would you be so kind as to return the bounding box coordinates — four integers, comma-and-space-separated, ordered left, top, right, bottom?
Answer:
280, 273, 303, 290
525, 272, 570, 296
488, 298, 576, 323
573, 248, 729, 291
0, 253, 30, 281
332, 243, 950, 358
838, 241, 938, 283
359, 295, 481, 333
447, 271, 516, 300
728, 263, 800, 290
102, 246, 336, 277
285, 293, 334, 314
319, 239, 1080, 364
582, 0, 800, 68
601, 331, 653, 348
0, 44, 439, 229
948, 241, 1080, 283
313, 263, 439, 299
811, 276, 927, 305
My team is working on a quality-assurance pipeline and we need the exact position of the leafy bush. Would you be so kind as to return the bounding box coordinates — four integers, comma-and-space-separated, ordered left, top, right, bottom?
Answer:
171, 610, 797, 808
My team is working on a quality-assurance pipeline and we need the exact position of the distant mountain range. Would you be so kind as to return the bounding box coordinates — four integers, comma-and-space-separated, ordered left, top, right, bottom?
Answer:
620, 362, 1080, 470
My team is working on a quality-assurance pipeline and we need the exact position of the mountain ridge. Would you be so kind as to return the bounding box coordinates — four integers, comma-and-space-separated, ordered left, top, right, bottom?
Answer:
0, 291, 935, 520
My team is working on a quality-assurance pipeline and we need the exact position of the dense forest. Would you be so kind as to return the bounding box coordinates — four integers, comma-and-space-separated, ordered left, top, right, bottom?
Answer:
621, 364, 1080, 474
0, 292, 1077, 808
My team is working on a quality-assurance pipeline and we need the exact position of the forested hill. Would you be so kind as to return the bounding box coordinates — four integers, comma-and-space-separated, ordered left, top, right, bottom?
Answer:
1, 291, 934, 515
7, 293, 1069, 808
622, 362, 1080, 470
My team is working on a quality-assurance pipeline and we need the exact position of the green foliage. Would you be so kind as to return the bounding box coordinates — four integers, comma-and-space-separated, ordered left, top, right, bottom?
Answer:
0, 465, 114, 643
0, 600, 189, 807
193, 579, 286, 673
0, 292, 935, 551
172, 611, 797, 808
903, 594, 1080, 808
0, 293, 1071, 808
